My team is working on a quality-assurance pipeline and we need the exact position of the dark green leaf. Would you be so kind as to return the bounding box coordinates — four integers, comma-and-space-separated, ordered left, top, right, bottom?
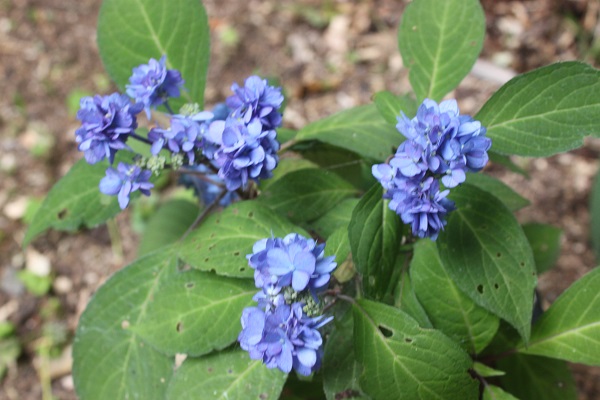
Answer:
178, 201, 308, 278
348, 184, 402, 299
398, 0, 485, 101
310, 198, 359, 238
295, 105, 401, 161
259, 157, 317, 191
591, 171, 600, 260
476, 62, 600, 156
519, 267, 600, 365
353, 299, 478, 400
373, 91, 418, 124
522, 223, 562, 274
411, 239, 499, 353
326, 227, 355, 284
97, 0, 209, 108
437, 184, 537, 343
393, 264, 433, 329
258, 168, 357, 224
466, 173, 530, 211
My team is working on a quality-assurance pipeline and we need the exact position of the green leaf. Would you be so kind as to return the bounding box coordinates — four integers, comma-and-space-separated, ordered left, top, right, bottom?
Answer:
310, 198, 359, 238
482, 385, 519, 400
138, 199, 199, 257
73, 251, 176, 400
353, 299, 478, 400
348, 184, 402, 299
591, 171, 600, 259
398, 0, 485, 101
466, 173, 530, 211
497, 354, 577, 400
522, 223, 562, 274
437, 184, 537, 343
476, 62, 600, 156
166, 350, 287, 400
323, 311, 370, 400
258, 157, 317, 191
488, 152, 529, 177
410, 239, 499, 354
373, 91, 418, 124
97, 0, 210, 108
258, 168, 357, 224
393, 265, 433, 329
473, 362, 505, 378
295, 105, 401, 161
24, 157, 126, 247
326, 227, 355, 284
178, 201, 308, 278
16, 270, 52, 296
0, 337, 20, 380
133, 269, 255, 357
518, 267, 600, 365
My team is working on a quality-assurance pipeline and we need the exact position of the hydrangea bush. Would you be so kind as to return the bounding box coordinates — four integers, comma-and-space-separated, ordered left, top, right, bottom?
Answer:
24, 0, 600, 399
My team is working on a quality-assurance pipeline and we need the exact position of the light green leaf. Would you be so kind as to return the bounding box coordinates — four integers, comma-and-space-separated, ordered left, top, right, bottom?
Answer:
437, 184, 537, 343
473, 362, 505, 378
482, 385, 519, 400
138, 199, 199, 257
97, 0, 210, 107
591, 171, 600, 260
348, 184, 402, 299
133, 269, 255, 357
466, 173, 530, 211
411, 239, 499, 354
295, 105, 401, 161
522, 223, 562, 274
398, 0, 485, 101
519, 267, 600, 365
393, 265, 433, 329
373, 91, 418, 124
258, 168, 357, 224
476, 62, 600, 156
497, 354, 577, 400
178, 201, 308, 278
166, 350, 287, 400
353, 299, 478, 400
73, 251, 176, 400
310, 198, 359, 238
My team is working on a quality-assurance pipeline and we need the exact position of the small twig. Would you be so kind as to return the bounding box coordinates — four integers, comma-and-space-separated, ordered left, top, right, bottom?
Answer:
176, 168, 226, 188
130, 132, 153, 146
179, 190, 229, 240
278, 139, 297, 154
164, 101, 175, 115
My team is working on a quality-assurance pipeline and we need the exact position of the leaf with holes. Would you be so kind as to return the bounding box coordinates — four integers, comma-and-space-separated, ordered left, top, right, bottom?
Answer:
497, 354, 577, 400
348, 184, 402, 300
373, 91, 418, 124
24, 155, 132, 247
398, 0, 485, 102
97, 0, 210, 108
437, 184, 536, 343
522, 223, 562, 274
166, 349, 287, 400
518, 267, 600, 365
476, 62, 600, 156
411, 239, 499, 354
353, 299, 478, 400
133, 269, 255, 357
73, 251, 176, 400
465, 173, 529, 211
258, 168, 357, 224
178, 200, 308, 278
295, 105, 401, 161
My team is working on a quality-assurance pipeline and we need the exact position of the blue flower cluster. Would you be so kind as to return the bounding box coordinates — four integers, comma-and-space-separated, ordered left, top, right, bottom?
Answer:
239, 234, 337, 375
373, 99, 491, 240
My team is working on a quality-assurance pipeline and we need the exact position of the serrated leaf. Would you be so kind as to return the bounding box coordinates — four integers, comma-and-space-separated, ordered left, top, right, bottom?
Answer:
482, 385, 519, 400
24, 157, 128, 247
133, 269, 255, 357
591, 171, 600, 259
348, 184, 402, 299
73, 251, 176, 400
411, 239, 499, 354
310, 198, 359, 238
138, 199, 199, 257
258, 168, 357, 224
522, 223, 562, 274
393, 265, 433, 329
166, 349, 287, 400
466, 173, 530, 211
323, 311, 370, 400
437, 184, 537, 343
178, 201, 308, 278
473, 362, 505, 378
295, 105, 401, 161
353, 299, 478, 400
476, 62, 600, 156
497, 354, 577, 400
398, 0, 485, 101
373, 91, 418, 124
97, 0, 210, 108
518, 267, 600, 365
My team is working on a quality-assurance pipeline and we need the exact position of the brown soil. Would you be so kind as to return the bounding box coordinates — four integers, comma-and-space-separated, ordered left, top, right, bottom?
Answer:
0, 0, 599, 399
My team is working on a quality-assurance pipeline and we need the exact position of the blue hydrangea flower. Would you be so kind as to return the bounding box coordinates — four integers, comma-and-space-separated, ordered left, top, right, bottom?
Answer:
204, 118, 279, 190
75, 93, 143, 164
99, 162, 154, 209
126, 55, 185, 118
226, 76, 284, 130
